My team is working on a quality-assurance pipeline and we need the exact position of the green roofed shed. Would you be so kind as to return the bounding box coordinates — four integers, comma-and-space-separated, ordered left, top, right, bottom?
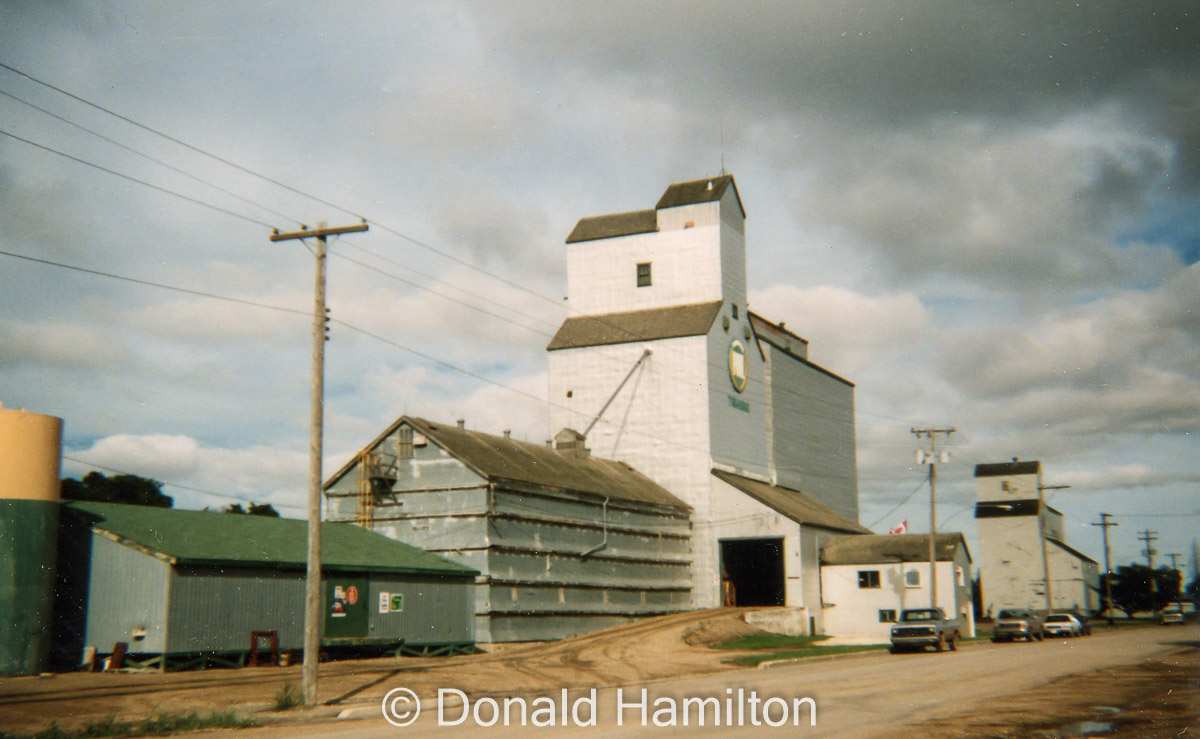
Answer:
55, 502, 476, 667
65, 500, 476, 576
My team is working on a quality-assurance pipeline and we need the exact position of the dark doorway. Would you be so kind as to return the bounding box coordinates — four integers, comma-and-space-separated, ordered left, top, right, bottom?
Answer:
720, 538, 785, 607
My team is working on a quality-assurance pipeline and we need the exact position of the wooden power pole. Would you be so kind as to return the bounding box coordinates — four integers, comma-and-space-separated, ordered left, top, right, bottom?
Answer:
270, 220, 368, 707
1092, 513, 1118, 626
1037, 482, 1070, 613
912, 427, 955, 610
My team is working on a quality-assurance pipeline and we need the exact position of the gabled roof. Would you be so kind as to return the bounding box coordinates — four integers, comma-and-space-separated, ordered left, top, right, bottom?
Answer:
712, 469, 870, 535
563, 175, 744, 244
63, 501, 478, 576
1047, 537, 1099, 565
326, 417, 691, 512
821, 532, 972, 566
975, 461, 1041, 477
748, 311, 808, 357
547, 300, 723, 351
655, 175, 745, 218
566, 209, 657, 244
748, 311, 854, 388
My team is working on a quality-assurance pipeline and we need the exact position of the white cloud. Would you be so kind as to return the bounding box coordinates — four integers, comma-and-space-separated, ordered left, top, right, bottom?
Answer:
751, 284, 929, 375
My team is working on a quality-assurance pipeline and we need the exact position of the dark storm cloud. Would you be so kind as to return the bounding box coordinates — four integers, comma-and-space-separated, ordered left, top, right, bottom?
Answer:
486, 1, 1199, 131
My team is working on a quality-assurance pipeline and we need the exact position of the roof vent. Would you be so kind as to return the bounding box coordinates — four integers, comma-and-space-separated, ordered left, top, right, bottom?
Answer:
554, 427, 589, 458
706, 180, 713, 190
503, 430, 511, 439
457, 419, 465, 429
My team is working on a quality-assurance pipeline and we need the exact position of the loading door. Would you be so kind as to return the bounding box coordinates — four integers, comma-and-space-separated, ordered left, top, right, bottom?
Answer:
720, 538, 785, 607
324, 577, 369, 640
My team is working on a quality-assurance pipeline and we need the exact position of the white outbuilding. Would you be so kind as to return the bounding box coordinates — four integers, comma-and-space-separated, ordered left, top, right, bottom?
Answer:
820, 533, 976, 643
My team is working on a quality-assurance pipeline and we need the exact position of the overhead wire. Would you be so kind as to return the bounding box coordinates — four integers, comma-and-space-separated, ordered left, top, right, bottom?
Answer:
62, 455, 306, 513
0, 127, 279, 229
2, 62, 896, 439
0, 87, 302, 227
0, 61, 957, 511
0, 60, 363, 221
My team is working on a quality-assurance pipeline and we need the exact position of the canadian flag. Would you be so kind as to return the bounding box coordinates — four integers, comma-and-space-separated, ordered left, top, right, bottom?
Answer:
889, 520, 908, 535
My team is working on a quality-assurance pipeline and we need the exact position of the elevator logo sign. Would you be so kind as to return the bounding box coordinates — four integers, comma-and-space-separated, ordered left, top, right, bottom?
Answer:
728, 339, 748, 393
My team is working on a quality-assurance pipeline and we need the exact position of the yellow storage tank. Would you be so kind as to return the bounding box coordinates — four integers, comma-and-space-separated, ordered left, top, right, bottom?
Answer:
0, 406, 63, 675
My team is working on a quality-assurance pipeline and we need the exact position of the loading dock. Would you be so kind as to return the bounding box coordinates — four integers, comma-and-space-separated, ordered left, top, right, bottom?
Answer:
720, 537, 785, 607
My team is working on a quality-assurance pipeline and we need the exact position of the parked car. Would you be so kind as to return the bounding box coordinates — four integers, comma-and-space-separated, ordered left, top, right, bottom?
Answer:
1160, 604, 1185, 625
890, 608, 961, 653
993, 608, 1045, 642
1043, 613, 1089, 637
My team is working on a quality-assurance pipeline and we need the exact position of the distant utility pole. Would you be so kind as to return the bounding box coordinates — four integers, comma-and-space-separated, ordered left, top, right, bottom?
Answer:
1092, 513, 1118, 626
1037, 482, 1070, 613
270, 220, 368, 707
1138, 529, 1159, 608
1167, 552, 1182, 572
912, 427, 955, 610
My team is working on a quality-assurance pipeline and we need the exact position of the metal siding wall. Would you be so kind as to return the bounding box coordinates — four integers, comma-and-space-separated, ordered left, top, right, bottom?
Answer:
487, 613, 636, 642
366, 576, 474, 646
166, 567, 305, 653
0, 500, 59, 675
766, 345, 860, 521
84, 534, 171, 655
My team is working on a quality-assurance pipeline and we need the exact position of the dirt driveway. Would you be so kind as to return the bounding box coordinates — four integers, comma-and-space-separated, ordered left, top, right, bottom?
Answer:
1, 612, 1194, 737
0, 608, 760, 734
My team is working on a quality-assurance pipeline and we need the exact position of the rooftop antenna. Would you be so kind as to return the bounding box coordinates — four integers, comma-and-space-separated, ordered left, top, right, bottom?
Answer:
719, 118, 726, 176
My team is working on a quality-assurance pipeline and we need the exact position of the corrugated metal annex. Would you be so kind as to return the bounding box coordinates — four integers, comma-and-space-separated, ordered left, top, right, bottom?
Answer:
54, 501, 477, 666
324, 416, 693, 643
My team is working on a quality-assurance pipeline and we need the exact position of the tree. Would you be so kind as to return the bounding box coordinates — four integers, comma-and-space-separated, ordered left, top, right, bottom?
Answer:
61, 471, 173, 508
1104, 564, 1182, 615
223, 501, 280, 517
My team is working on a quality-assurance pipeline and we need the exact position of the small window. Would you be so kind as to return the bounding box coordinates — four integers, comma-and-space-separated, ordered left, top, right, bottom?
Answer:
636, 262, 652, 287
731, 304, 739, 319
858, 570, 881, 589
878, 609, 897, 623
905, 569, 921, 588
955, 566, 965, 587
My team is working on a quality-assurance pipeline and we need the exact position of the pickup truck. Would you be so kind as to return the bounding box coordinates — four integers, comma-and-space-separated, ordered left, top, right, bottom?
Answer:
890, 608, 961, 653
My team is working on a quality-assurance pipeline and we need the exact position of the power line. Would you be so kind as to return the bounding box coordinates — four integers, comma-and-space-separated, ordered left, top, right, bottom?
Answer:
0, 248, 308, 315
2, 61, 889, 429
866, 477, 928, 529
5, 243, 943, 520
0, 60, 362, 222
62, 455, 305, 512
0, 127, 278, 229
0, 86, 302, 227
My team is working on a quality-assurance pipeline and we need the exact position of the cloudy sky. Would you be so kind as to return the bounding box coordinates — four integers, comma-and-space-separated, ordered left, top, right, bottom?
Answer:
2, 2, 1197, 573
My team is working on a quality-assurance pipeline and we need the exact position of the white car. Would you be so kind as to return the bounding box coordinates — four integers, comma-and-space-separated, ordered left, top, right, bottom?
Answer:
1043, 613, 1089, 637
1160, 605, 1185, 625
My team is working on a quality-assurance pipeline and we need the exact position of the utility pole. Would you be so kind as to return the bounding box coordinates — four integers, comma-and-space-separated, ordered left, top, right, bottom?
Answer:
1138, 529, 1159, 611
1092, 513, 1118, 626
1167, 552, 1182, 572
912, 427, 955, 610
1037, 482, 1070, 613
270, 220, 368, 707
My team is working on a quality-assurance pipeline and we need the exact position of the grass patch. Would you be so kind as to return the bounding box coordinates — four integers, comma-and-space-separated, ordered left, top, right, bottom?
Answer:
709, 632, 885, 667
725, 644, 886, 667
0, 710, 257, 739
272, 681, 302, 711
710, 633, 832, 651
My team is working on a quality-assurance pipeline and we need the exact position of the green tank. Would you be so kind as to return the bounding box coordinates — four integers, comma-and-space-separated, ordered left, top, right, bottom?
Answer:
0, 499, 60, 675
